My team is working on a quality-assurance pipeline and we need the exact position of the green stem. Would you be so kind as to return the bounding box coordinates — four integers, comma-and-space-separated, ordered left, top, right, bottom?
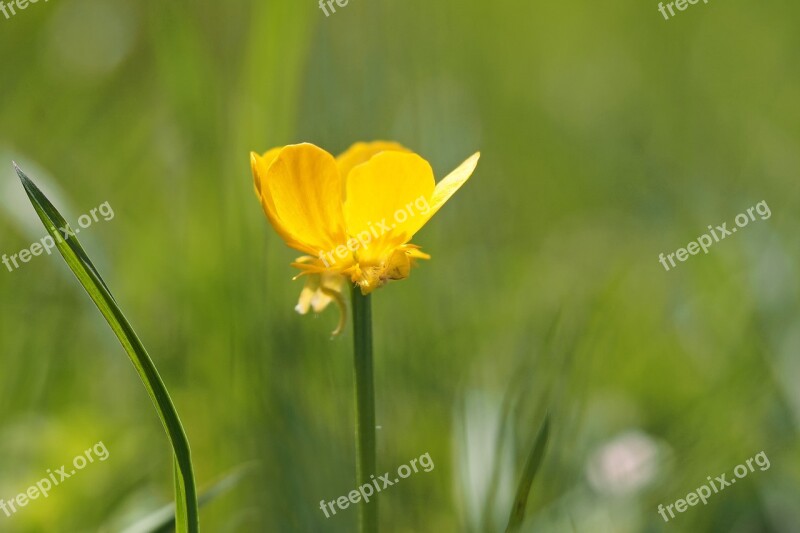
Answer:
352, 286, 378, 532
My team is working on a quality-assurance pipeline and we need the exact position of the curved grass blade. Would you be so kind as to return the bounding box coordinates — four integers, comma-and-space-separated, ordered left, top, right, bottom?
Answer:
14, 163, 199, 532
505, 414, 550, 532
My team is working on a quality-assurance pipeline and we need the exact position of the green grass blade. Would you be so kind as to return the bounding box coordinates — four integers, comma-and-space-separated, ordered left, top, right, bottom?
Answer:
14, 163, 199, 533
505, 414, 551, 532
174, 457, 189, 530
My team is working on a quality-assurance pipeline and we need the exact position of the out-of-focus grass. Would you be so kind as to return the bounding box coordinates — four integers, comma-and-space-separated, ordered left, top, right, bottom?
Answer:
1, 0, 799, 531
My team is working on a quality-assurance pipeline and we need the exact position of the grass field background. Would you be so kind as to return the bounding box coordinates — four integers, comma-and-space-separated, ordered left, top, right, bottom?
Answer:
1, 0, 799, 531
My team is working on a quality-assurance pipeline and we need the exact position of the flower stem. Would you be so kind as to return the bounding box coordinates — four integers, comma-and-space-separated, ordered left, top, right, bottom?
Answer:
351, 286, 378, 532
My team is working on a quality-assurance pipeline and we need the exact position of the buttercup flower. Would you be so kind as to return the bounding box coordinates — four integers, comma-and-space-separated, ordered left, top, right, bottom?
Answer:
251, 141, 479, 333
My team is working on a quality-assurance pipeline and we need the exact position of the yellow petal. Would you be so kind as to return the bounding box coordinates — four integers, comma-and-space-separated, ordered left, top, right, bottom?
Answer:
427, 152, 481, 221
252, 148, 316, 254
252, 146, 283, 200
262, 143, 348, 255
344, 151, 435, 257
336, 141, 410, 183
404, 152, 481, 241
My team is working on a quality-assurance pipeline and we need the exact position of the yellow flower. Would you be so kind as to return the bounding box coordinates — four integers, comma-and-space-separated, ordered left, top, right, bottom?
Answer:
251, 141, 479, 333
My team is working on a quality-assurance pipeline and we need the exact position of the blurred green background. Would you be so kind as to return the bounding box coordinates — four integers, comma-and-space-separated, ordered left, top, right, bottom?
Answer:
1, 0, 799, 531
